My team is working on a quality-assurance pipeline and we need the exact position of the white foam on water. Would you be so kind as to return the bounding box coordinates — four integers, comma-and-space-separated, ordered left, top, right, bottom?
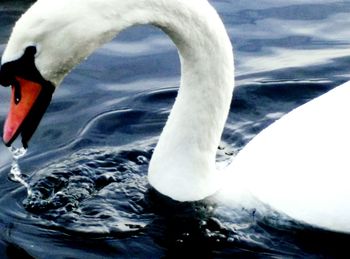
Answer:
8, 146, 32, 196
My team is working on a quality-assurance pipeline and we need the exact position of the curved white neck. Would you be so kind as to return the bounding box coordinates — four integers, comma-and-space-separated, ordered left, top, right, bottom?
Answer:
103, 0, 234, 200
132, 0, 235, 201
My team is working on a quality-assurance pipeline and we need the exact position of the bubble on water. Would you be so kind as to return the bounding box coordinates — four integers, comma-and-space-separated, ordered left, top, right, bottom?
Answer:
9, 146, 27, 159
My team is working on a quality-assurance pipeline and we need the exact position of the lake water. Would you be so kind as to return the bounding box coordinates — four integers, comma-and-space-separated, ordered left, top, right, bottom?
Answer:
0, 0, 350, 258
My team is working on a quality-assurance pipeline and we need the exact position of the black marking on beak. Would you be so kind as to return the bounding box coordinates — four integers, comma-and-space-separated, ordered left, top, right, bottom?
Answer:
0, 46, 55, 147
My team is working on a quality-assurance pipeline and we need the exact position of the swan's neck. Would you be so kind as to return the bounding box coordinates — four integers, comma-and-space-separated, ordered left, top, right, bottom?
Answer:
133, 0, 235, 201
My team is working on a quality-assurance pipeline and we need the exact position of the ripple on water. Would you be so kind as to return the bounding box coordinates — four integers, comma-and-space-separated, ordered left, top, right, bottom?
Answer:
23, 146, 154, 236
1, 142, 349, 257
0, 143, 250, 253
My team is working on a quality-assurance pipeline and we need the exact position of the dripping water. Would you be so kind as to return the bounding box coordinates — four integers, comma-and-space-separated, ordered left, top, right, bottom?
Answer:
8, 145, 32, 195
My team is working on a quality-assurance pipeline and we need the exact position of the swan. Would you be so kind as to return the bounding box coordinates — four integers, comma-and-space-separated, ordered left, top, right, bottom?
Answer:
0, 0, 349, 234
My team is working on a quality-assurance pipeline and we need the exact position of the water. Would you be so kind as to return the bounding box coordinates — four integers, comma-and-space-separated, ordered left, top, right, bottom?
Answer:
0, 0, 350, 258
8, 146, 31, 196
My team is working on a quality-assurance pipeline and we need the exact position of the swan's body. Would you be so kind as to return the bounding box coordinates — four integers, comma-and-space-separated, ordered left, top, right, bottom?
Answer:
0, 0, 349, 233
220, 80, 350, 233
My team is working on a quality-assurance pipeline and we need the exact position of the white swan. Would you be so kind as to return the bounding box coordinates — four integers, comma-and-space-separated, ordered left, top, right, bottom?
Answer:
0, 0, 349, 233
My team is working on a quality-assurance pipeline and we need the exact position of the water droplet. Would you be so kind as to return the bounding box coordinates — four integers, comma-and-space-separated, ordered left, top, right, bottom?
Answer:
227, 237, 235, 242
136, 155, 148, 164
8, 146, 32, 196
9, 146, 27, 159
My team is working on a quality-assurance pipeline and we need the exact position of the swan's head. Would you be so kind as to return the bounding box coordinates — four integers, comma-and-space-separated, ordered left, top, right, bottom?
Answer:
0, 1, 118, 147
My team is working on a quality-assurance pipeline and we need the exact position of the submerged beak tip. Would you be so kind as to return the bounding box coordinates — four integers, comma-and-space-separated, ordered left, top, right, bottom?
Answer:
2, 129, 28, 148
3, 131, 11, 146
3, 121, 18, 147
21, 140, 28, 149
3, 135, 12, 147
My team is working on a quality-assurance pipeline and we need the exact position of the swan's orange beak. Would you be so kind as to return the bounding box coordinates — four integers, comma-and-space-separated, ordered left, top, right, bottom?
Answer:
3, 77, 52, 148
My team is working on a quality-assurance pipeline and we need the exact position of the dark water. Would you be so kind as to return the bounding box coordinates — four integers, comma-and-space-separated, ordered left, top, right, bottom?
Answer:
0, 0, 350, 258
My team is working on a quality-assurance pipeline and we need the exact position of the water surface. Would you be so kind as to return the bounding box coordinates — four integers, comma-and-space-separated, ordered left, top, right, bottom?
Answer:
0, 0, 350, 258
